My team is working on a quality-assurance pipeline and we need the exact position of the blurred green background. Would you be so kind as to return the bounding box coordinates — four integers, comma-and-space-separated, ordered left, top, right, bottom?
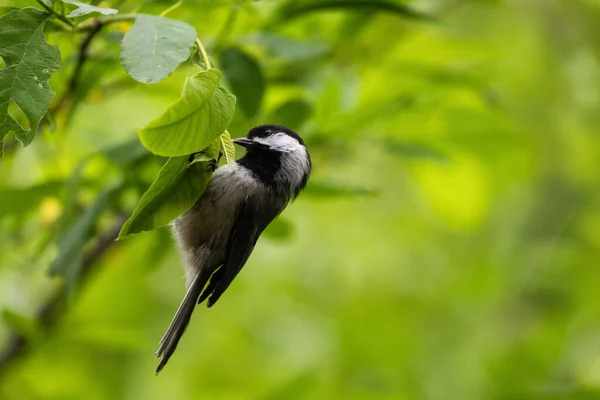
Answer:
2, 0, 600, 399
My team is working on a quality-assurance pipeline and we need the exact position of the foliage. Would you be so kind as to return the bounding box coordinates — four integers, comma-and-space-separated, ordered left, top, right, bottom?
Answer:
220, 47, 265, 118
118, 155, 212, 239
0, 7, 61, 154
120, 14, 196, 84
61, 0, 117, 18
2, 0, 600, 399
138, 69, 235, 157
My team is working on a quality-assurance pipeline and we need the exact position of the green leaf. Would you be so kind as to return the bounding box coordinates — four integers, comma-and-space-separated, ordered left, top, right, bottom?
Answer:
270, 99, 313, 129
61, 0, 118, 18
120, 14, 197, 84
274, 0, 435, 23
220, 47, 265, 118
139, 69, 236, 157
0, 8, 61, 155
205, 136, 221, 160
55, 157, 90, 232
118, 156, 212, 239
219, 130, 236, 164
50, 183, 119, 291
304, 180, 379, 198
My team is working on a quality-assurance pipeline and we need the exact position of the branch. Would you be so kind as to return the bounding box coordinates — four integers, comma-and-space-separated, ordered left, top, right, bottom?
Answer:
49, 19, 104, 117
36, 0, 75, 28
47, 13, 137, 124
0, 217, 126, 377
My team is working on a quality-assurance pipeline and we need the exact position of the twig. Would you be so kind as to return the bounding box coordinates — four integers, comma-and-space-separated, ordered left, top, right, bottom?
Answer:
69, 21, 104, 93
36, 0, 75, 28
49, 19, 104, 118
160, 0, 184, 17
0, 217, 126, 376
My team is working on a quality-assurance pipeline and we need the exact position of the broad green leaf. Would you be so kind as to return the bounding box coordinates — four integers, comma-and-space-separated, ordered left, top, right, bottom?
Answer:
304, 180, 379, 198
139, 69, 236, 157
50, 183, 119, 291
55, 157, 90, 233
220, 47, 265, 118
118, 156, 212, 239
270, 99, 313, 129
0, 8, 61, 155
207, 136, 221, 159
61, 0, 117, 18
120, 14, 196, 84
219, 131, 236, 164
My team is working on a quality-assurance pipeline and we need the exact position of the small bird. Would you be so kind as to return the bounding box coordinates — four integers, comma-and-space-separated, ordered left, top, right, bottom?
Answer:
155, 125, 311, 374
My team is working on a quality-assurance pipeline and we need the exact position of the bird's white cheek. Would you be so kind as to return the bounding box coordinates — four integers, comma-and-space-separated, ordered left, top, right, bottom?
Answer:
276, 148, 310, 190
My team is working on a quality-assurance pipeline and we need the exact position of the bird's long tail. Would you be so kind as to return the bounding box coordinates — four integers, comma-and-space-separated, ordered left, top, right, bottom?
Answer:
155, 269, 211, 374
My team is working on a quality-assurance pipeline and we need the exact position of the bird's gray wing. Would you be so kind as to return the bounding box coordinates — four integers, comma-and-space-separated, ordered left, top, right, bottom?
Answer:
198, 194, 280, 308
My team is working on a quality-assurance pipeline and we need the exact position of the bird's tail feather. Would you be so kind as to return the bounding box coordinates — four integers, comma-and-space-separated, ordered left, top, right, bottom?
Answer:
155, 269, 211, 374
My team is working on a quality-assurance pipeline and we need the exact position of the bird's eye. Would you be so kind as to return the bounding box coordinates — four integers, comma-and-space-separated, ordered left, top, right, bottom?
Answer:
264, 129, 272, 135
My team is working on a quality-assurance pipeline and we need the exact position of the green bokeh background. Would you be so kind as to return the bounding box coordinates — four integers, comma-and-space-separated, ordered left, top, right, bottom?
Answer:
2, 0, 600, 399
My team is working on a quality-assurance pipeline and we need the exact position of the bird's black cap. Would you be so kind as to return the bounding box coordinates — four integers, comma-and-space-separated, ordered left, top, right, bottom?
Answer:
246, 125, 305, 146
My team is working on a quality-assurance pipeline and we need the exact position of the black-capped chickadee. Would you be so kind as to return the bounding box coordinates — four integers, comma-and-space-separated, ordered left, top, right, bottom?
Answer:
156, 125, 312, 373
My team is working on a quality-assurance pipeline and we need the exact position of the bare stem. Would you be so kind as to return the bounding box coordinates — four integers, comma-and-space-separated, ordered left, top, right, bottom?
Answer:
160, 0, 184, 17
195, 39, 212, 70
36, 0, 74, 28
49, 20, 104, 118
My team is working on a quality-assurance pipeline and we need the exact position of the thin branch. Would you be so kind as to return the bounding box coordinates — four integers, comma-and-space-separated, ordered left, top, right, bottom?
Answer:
49, 20, 104, 118
0, 217, 126, 376
160, 0, 184, 17
36, 0, 74, 28
69, 21, 104, 93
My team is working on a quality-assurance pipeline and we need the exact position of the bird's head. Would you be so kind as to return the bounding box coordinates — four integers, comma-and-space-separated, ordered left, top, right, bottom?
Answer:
233, 125, 306, 153
234, 125, 311, 197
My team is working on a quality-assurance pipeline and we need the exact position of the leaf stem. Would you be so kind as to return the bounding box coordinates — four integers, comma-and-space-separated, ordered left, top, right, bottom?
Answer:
36, 0, 75, 28
195, 39, 211, 70
160, 0, 184, 17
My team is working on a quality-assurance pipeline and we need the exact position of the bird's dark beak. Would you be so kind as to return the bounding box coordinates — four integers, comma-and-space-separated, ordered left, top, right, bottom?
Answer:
233, 137, 253, 148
